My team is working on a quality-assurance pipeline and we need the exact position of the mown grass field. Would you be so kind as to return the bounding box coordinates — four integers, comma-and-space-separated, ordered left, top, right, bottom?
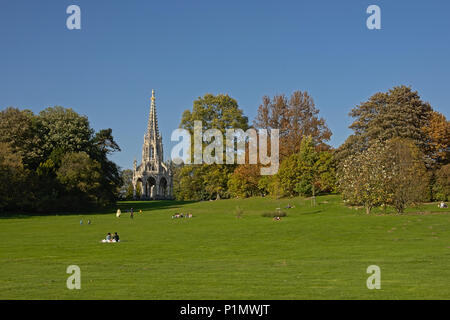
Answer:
1, 195, 449, 300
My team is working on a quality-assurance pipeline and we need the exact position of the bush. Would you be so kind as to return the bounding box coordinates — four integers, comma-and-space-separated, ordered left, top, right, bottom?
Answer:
262, 211, 287, 218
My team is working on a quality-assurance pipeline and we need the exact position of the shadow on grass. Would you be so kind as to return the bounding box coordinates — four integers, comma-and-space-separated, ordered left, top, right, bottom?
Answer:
0, 200, 197, 219
299, 210, 323, 215
115, 200, 196, 213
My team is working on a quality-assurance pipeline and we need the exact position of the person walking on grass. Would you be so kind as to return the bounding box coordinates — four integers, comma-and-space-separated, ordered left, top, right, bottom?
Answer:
130, 208, 134, 219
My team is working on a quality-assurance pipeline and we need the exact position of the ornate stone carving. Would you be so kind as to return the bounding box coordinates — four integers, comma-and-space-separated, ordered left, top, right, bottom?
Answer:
132, 90, 173, 200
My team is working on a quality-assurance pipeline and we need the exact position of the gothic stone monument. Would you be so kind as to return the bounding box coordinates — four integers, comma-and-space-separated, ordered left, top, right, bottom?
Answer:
132, 90, 173, 200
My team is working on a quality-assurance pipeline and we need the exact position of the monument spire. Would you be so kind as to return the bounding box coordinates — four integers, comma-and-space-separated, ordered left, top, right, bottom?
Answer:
133, 90, 173, 200
147, 89, 160, 141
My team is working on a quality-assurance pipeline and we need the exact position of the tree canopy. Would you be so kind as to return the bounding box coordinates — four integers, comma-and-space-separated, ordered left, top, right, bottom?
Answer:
0, 106, 122, 213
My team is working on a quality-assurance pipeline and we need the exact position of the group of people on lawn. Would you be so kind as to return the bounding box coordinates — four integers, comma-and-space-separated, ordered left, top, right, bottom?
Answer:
172, 213, 193, 219
102, 232, 120, 243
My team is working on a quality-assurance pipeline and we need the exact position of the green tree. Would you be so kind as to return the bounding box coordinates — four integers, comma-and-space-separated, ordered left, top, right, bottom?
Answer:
433, 164, 450, 201
180, 93, 249, 134
0, 143, 28, 211
0, 107, 43, 169
0, 106, 122, 212
337, 86, 433, 162
38, 106, 94, 157
56, 152, 102, 207
383, 138, 429, 213
177, 93, 249, 200
275, 136, 336, 199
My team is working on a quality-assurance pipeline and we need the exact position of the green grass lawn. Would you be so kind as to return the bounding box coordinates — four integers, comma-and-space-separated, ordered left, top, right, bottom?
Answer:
1, 195, 450, 300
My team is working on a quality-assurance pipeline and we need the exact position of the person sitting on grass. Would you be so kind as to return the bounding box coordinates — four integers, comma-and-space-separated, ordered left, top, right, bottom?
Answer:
113, 232, 120, 242
273, 216, 281, 221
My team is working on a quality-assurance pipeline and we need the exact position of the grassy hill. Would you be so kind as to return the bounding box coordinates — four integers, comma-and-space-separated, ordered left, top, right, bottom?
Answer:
1, 195, 449, 299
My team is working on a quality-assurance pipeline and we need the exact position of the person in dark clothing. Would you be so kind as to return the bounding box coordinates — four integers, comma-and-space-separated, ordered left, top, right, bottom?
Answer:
113, 232, 120, 242
130, 208, 134, 219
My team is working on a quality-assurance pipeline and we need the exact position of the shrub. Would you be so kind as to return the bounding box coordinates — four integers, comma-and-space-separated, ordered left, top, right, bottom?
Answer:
262, 211, 287, 218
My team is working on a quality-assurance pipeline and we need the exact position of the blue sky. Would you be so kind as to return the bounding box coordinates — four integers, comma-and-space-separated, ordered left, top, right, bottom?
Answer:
1, 0, 449, 170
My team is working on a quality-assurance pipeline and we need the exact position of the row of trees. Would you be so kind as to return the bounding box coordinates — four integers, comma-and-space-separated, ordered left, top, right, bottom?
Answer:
0, 107, 122, 212
173, 91, 335, 201
2, 85, 447, 214
172, 86, 449, 214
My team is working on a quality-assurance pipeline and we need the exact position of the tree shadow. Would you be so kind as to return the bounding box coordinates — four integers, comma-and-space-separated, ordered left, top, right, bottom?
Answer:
115, 200, 197, 213
0, 200, 198, 219
299, 210, 323, 215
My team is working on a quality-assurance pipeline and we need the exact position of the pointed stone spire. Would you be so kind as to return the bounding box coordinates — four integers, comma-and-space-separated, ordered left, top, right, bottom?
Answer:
147, 89, 160, 141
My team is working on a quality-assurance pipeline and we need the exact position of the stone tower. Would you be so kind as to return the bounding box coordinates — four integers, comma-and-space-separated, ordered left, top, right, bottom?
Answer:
132, 90, 173, 200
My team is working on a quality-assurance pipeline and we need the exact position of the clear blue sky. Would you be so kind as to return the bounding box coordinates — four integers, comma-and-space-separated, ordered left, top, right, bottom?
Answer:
1, 0, 449, 170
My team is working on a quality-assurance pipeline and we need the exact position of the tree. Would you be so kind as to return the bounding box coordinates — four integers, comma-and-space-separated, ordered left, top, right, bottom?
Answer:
175, 165, 207, 201
56, 152, 102, 207
294, 136, 320, 198
38, 106, 94, 158
422, 111, 450, 166
204, 165, 233, 200
276, 152, 303, 197
0, 107, 43, 169
176, 93, 249, 200
228, 164, 262, 198
339, 138, 428, 214
274, 136, 336, 199
433, 164, 450, 201
338, 141, 387, 214
0, 106, 122, 212
181, 93, 249, 135
0, 143, 27, 211
254, 91, 332, 160
337, 86, 433, 162
384, 138, 429, 213
92, 128, 122, 155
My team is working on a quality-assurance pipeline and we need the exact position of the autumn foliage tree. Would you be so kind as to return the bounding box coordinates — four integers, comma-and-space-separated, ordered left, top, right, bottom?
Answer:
422, 110, 450, 166
254, 90, 332, 160
228, 164, 262, 198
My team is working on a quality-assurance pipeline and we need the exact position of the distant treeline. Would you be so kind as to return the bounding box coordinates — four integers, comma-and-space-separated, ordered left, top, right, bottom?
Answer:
2, 86, 449, 215
170, 86, 449, 213
0, 106, 122, 213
